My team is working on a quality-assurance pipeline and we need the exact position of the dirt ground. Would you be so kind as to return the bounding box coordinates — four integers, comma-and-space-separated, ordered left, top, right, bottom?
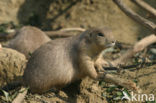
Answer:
22, 66, 156, 103
0, 0, 156, 103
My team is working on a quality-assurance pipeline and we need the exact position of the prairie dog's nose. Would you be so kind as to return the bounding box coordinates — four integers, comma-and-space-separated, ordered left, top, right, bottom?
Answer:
111, 40, 116, 46
106, 40, 116, 47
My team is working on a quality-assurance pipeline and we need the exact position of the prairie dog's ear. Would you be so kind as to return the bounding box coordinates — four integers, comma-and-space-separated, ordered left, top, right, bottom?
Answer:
82, 29, 93, 43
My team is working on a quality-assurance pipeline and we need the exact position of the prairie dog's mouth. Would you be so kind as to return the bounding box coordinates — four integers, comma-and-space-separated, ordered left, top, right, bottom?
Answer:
106, 41, 116, 48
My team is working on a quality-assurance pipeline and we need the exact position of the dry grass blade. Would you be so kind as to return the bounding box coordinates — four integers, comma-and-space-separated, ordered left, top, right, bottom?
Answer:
113, 0, 156, 33
131, 0, 156, 17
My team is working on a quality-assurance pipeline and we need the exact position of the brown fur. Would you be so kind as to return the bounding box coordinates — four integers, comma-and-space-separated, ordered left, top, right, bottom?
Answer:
23, 27, 115, 93
8, 26, 51, 58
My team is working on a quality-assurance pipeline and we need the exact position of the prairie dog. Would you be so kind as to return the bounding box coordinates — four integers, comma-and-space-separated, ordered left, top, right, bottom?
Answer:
23, 27, 115, 93
8, 26, 51, 58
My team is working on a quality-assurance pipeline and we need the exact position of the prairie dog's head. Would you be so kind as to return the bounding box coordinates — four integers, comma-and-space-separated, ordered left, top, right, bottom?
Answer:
83, 27, 115, 49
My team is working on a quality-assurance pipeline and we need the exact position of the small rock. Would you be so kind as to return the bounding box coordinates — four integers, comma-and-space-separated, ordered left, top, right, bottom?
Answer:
0, 48, 27, 87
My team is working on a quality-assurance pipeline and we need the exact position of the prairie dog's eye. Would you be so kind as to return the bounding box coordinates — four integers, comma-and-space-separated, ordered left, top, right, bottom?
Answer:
97, 33, 104, 37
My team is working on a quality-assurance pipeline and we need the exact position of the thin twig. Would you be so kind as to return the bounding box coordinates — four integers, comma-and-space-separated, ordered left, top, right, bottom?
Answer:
131, 0, 156, 17
113, 0, 156, 33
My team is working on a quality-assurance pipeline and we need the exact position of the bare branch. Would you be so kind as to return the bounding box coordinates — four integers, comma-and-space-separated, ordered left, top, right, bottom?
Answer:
131, 0, 156, 17
112, 34, 156, 66
45, 27, 85, 38
0, 27, 85, 41
45, 31, 76, 38
113, 0, 156, 33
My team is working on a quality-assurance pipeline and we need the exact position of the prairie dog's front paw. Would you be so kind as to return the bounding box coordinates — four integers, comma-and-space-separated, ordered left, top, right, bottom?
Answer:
94, 60, 105, 73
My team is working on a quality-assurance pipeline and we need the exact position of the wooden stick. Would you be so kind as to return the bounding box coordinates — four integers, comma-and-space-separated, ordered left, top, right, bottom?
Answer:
97, 73, 141, 93
113, 0, 156, 33
12, 87, 28, 103
131, 0, 156, 17
59, 27, 85, 32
